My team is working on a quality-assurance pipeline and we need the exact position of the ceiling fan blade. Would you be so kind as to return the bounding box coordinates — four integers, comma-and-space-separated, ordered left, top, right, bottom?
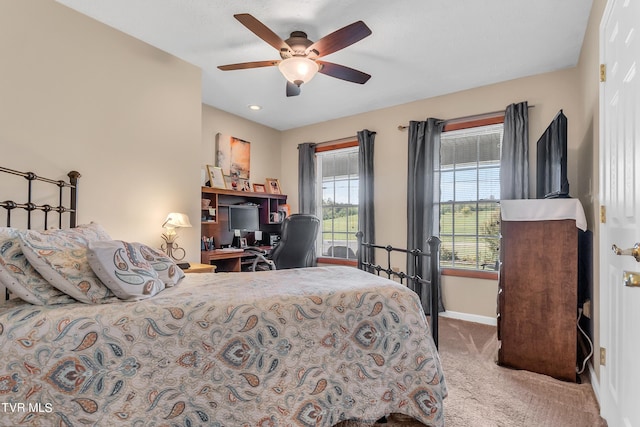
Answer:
306, 21, 372, 58
286, 81, 301, 97
218, 60, 280, 71
317, 61, 371, 84
234, 14, 290, 53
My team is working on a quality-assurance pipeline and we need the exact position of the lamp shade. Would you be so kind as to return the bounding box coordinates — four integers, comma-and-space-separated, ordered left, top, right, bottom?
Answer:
162, 213, 192, 228
278, 57, 319, 85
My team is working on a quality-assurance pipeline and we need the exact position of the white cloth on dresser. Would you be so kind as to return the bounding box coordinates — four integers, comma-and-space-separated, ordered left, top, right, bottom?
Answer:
500, 199, 587, 231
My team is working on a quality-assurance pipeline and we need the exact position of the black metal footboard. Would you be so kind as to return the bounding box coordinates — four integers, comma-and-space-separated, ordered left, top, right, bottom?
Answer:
356, 231, 441, 348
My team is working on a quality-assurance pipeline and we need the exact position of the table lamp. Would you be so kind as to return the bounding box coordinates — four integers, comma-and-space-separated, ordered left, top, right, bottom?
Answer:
160, 212, 192, 261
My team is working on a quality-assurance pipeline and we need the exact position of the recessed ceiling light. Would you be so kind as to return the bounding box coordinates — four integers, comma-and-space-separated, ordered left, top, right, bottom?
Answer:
248, 105, 262, 111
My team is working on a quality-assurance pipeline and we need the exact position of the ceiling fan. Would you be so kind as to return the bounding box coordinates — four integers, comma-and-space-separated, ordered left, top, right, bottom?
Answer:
218, 14, 372, 97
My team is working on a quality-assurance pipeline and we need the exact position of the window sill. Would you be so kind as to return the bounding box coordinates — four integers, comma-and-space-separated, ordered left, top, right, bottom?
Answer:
442, 268, 498, 280
317, 257, 358, 267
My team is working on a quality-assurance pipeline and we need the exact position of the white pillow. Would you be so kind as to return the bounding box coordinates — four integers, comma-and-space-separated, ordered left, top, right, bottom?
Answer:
0, 227, 76, 305
135, 244, 185, 287
87, 240, 165, 301
18, 223, 115, 304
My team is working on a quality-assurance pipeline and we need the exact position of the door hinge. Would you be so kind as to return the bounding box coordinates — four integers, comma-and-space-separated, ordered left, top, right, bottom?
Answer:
600, 205, 606, 223
600, 64, 606, 82
600, 347, 607, 366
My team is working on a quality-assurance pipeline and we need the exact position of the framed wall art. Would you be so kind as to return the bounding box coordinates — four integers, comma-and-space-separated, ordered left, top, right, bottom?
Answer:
215, 133, 251, 179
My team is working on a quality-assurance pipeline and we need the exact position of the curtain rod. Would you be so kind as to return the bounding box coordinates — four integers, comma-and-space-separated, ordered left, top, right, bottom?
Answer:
297, 135, 358, 148
318, 135, 358, 145
397, 104, 535, 131
296, 136, 357, 148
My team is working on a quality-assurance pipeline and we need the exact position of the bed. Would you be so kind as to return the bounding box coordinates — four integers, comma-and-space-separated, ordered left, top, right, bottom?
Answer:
0, 166, 447, 426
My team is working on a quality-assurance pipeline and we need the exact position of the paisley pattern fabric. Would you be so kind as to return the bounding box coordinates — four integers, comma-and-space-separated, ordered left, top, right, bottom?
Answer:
0, 266, 447, 426
0, 228, 75, 305
87, 240, 166, 300
18, 223, 115, 304
133, 243, 185, 287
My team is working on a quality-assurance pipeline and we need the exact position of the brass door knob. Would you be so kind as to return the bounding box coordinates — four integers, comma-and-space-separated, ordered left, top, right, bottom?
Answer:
623, 271, 640, 287
612, 243, 640, 262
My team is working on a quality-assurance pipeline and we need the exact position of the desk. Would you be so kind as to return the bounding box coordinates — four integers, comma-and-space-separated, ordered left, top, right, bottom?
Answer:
182, 263, 216, 273
201, 247, 272, 272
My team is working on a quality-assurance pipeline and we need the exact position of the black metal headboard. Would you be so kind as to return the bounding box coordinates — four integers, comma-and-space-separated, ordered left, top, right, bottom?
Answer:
0, 166, 80, 300
0, 166, 80, 229
356, 231, 441, 348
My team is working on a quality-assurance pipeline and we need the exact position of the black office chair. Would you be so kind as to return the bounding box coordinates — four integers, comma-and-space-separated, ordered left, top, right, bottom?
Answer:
247, 214, 320, 271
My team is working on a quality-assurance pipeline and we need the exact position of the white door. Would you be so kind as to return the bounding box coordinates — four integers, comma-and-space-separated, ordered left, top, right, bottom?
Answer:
599, 0, 640, 425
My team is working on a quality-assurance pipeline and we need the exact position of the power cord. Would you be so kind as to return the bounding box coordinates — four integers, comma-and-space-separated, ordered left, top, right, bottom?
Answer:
576, 308, 594, 375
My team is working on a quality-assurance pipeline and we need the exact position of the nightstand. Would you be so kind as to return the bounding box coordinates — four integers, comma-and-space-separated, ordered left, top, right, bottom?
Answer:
182, 263, 216, 273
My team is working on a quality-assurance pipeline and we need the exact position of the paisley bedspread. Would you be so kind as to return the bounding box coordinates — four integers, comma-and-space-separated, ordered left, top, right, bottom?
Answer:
0, 266, 446, 426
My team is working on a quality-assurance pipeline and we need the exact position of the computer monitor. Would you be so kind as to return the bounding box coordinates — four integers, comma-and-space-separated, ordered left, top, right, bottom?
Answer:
536, 110, 569, 199
228, 205, 259, 231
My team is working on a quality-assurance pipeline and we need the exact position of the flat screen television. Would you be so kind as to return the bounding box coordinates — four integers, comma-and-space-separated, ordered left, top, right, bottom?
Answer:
228, 205, 259, 231
536, 110, 570, 199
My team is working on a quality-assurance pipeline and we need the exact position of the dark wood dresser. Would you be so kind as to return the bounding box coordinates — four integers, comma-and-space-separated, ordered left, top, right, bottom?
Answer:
497, 199, 587, 382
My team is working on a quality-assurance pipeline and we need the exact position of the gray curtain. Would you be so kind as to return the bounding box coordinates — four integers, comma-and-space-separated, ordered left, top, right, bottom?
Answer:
298, 143, 317, 214
407, 118, 445, 314
298, 142, 317, 266
501, 101, 529, 199
357, 130, 375, 266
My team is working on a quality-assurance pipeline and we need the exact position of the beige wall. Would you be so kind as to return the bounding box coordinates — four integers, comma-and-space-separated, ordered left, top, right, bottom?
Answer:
0, 0, 202, 258
201, 105, 282, 190
441, 275, 499, 320
280, 68, 586, 320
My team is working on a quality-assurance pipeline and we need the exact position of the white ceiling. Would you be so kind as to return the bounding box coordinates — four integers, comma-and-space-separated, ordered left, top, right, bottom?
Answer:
55, 0, 593, 131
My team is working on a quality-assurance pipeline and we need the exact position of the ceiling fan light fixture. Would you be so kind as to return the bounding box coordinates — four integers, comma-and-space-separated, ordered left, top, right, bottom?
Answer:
278, 57, 319, 85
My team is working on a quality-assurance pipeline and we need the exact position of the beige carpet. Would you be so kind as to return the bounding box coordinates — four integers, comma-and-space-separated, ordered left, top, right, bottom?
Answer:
336, 317, 607, 427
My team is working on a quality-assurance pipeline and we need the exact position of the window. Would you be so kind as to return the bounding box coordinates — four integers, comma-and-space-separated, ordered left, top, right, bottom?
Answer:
316, 145, 359, 261
438, 122, 502, 271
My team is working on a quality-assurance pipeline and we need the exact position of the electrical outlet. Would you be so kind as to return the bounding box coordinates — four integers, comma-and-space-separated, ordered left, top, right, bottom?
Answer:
583, 299, 592, 319
600, 347, 606, 366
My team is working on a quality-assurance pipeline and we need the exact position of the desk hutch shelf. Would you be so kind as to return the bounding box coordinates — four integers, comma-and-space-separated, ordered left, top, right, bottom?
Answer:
201, 186, 287, 249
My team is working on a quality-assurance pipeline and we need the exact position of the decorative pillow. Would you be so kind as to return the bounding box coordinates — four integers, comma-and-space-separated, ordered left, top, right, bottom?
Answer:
135, 244, 185, 287
87, 241, 165, 301
0, 228, 76, 305
18, 223, 115, 304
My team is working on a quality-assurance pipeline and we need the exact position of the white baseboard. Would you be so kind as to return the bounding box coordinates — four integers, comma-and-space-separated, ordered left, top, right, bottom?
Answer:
441, 310, 497, 326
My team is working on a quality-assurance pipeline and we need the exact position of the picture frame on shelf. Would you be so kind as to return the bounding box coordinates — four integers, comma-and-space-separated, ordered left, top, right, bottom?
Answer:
266, 178, 281, 194
225, 175, 239, 191
240, 179, 251, 192
278, 203, 291, 219
253, 183, 266, 193
270, 212, 284, 223
207, 165, 226, 189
